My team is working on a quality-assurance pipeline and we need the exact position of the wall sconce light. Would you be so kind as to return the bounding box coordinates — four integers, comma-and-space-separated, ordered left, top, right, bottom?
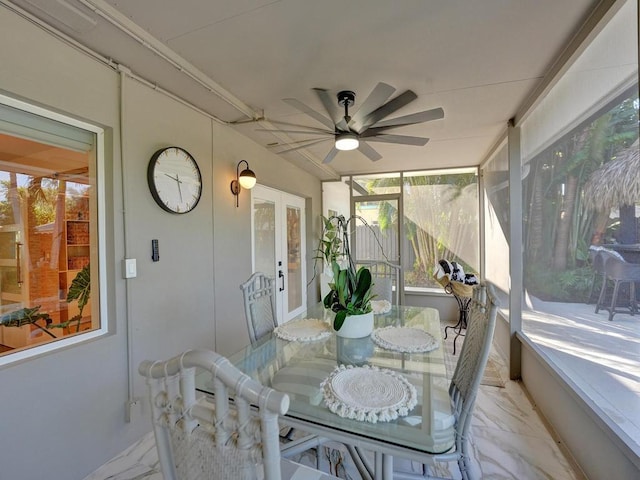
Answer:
230, 160, 256, 207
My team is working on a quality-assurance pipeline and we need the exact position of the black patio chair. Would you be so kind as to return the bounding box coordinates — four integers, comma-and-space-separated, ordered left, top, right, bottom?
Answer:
595, 251, 640, 321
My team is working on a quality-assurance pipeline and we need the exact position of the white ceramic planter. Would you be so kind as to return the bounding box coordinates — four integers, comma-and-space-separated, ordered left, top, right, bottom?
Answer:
334, 311, 374, 339
336, 336, 374, 365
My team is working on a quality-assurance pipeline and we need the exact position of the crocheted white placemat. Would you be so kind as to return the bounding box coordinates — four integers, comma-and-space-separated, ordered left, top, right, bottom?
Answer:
320, 365, 417, 423
371, 299, 392, 314
371, 326, 439, 353
274, 318, 332, 342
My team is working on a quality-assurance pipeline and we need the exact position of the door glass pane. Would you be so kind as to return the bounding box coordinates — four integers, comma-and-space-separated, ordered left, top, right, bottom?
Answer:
0, 267, 20, 297
354, 199, 399, 262
253, 199, 276, 278
0, 230, 20, 299
286, 205, 302, 312
354, 198, 400, 304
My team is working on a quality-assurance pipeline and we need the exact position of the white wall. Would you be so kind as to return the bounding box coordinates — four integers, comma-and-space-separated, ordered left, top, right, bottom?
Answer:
322, 180, 350, 217
211, 121, 323, 357
0, 6, 322, 479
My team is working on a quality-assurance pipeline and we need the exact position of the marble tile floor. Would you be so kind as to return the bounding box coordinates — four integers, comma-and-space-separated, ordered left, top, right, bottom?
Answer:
85, 322, 585, 480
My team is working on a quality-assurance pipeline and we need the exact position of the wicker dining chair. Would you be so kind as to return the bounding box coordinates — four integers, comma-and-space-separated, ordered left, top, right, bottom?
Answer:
392, 282, 500, 480
240, 272, 278, 346
356, 260, 403, 307
139, 349, 339, 480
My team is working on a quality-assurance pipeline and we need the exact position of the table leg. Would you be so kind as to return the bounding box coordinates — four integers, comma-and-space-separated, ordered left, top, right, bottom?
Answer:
443, 294, 471, 355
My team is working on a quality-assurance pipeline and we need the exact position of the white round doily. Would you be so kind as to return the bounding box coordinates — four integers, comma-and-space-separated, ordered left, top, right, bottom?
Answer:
371, 326, 439, 353
320, 365, 417, 423
274, 318, 332, 342
371, 299, 392, 314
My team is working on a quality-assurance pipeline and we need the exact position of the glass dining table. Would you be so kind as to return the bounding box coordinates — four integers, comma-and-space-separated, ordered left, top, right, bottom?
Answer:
197, 303, 454, 480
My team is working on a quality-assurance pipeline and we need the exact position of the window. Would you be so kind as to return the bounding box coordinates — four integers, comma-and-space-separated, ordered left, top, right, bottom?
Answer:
402, 169, 479, 290
519, 0, 638, 451
321, 169, 480, 293
352, 173, 402, 196
0, 96, 104, 365
482, 142, 510, 310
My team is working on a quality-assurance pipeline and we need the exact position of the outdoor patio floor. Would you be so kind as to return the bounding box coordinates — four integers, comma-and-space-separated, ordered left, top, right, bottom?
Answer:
522, 296, 640, 454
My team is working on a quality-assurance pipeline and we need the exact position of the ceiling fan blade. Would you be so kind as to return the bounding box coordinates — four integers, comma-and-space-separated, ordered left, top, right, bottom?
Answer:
335, 118, 349, 132
256, 128, 332, 136
372, 107, 444, 129
349, 82, 396, 132
270, 137, 332, 147
322, 146, 340, 164
359, 90, 418, 132
363, 134, 429, 146
358, 141, 383, 162
267, 119, 332, 133
283, 98, 334, 130
313, 88, 339, 124
274, 138, 331, 154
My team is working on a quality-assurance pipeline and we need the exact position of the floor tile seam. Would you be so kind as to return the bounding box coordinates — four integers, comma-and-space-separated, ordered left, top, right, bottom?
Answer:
469, 425, 588, 479
471, 420, 568, 443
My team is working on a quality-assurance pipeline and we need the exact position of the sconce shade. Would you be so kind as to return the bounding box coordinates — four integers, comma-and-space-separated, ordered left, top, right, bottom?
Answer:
238, 168, 256, 189
335, 132, 359, 151
231, 159, 256, 207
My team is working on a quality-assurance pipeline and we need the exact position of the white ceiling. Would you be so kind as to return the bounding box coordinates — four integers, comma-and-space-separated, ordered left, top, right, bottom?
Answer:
7, 0, 599, 180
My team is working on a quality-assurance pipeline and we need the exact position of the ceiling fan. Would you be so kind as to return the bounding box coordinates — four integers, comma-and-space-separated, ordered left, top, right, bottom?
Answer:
258, 82, 444, 164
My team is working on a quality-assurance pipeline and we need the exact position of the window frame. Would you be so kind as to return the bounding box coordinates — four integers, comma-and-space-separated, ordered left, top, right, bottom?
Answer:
0, 93, 108, 368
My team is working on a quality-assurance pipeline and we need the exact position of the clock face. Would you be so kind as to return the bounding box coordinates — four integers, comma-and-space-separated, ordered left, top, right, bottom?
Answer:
147, 147, 202, 214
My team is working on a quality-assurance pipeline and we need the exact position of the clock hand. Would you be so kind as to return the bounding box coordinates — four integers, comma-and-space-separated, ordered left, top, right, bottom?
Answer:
164, 173, 179, 181
176, 174, 183, 202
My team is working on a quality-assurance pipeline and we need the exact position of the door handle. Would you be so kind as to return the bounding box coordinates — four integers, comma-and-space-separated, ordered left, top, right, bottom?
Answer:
16, 242, 22, 285
278, 269, 285, 292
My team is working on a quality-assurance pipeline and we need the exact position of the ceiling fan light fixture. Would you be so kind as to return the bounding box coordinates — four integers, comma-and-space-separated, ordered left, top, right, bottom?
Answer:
335, 132, 359, 151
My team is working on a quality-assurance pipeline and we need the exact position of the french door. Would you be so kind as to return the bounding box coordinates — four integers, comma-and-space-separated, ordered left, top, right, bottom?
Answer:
0, 224, 27, 308
251, 185, 306, 324
352, 194, 403, 299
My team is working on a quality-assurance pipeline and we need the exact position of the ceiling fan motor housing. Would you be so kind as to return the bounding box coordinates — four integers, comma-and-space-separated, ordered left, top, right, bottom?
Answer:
337, 90, 356, 108
337, 90, 356, 131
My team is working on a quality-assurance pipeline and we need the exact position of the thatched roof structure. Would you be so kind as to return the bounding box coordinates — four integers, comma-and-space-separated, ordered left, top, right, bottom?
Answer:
583, 143, 640, 211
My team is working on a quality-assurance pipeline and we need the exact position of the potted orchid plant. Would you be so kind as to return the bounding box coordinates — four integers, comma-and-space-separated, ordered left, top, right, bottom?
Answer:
317, 215, 374, 337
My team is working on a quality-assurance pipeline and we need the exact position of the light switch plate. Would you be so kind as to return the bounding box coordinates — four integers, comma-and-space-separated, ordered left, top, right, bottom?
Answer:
123, 258, 137, 278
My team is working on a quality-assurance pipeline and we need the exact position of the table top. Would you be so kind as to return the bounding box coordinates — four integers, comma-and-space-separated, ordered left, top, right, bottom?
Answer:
197, 303, 455, 456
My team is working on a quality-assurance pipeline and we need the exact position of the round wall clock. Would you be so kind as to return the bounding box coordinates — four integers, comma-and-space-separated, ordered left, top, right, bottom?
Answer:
147, 146, 202, 214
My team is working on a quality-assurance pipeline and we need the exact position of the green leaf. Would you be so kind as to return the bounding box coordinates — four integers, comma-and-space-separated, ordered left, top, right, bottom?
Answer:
0, 306, 51, 327
352, 267, 372, 306
67, 264, 91, 315
333, 310, 347, 331
336, 268, 349, 305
